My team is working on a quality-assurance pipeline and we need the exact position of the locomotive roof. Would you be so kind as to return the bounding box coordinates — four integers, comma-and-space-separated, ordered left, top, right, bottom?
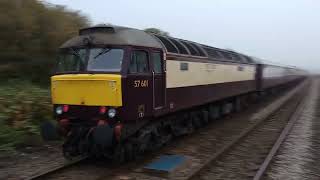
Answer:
60, 25, 163, 49
61, 25, 284, 65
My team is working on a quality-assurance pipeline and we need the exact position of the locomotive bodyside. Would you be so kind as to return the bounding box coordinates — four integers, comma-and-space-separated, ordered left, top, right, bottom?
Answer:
165, 58, 257, 112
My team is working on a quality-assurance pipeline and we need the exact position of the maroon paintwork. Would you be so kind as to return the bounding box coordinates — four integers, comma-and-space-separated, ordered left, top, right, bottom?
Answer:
166, 80, 257, 113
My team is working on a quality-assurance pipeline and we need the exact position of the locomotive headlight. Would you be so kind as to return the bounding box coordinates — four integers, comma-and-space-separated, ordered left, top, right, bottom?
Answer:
55, 106, 63, 115
108, 108, 116, 118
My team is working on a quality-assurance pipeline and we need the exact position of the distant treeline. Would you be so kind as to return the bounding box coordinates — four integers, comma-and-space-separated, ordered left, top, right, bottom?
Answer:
0, 0, 89, 85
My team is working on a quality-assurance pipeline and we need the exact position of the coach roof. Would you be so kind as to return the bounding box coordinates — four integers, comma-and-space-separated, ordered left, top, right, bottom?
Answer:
60, 25, 163, 49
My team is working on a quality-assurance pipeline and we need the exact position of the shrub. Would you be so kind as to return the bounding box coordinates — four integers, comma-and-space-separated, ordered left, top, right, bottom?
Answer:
0, 81, 52, 152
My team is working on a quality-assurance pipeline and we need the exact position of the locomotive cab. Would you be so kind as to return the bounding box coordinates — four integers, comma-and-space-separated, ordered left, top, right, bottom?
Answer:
51, 25, 166, 157
52, 47, 124, 111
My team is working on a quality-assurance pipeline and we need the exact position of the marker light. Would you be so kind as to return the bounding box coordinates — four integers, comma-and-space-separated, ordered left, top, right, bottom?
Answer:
63, 105, 69, 112
108, 108, 116, 118
99, 106, 107, 114
56, 106, 63, 115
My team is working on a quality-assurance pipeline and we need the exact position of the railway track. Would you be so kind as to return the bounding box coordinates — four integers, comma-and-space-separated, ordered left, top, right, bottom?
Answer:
263, 78, 320, 179
24, 80, 308, 180
187, 81, 309, 180
252, 90, 306, 180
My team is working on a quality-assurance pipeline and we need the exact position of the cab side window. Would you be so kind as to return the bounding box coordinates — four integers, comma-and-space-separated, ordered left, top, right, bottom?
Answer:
129, 51, 149, 73
151, 52, 162, 73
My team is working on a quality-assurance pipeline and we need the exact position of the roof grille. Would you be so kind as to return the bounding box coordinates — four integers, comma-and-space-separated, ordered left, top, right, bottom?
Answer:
79, 26, 115, 35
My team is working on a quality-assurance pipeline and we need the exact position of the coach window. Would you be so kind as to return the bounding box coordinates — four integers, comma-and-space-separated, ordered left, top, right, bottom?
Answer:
169, 38, 189, 55
238, 55, 249, 63
204, 47, 222, 59
230, 54, 242, 63
181, 41, 199, 56
221, 52, 233, 61
191, 43, 206, 57
244, 56, 253, 63
129, 51, 149, 73
155, 35, 179, 54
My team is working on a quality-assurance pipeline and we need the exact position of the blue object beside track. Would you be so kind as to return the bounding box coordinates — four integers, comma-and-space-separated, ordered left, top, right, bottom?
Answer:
144, 155, 187, 172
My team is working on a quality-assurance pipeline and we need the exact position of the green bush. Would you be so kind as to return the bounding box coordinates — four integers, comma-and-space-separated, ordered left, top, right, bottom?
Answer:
0, 0, 89, 85
0, 81, 52, 152
0, 0, 90, 153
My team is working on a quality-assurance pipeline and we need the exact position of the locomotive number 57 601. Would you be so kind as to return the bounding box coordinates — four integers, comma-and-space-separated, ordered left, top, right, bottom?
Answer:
134, 80, 149, 88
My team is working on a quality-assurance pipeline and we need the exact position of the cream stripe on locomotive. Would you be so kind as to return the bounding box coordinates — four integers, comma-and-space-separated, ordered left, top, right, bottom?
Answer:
166, 60, 256, 88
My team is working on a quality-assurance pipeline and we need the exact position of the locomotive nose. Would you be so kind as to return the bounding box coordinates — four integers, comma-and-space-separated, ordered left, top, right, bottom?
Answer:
51, 74, 122, 107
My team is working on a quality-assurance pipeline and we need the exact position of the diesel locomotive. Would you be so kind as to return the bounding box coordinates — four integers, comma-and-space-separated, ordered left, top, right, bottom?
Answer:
51, 25, 306, 161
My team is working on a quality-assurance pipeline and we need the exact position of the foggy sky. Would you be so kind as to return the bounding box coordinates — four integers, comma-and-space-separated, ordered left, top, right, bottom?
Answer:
46, 0, 320, 72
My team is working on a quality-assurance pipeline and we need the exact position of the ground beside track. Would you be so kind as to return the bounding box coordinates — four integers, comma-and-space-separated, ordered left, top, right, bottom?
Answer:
0, 142, 63, 180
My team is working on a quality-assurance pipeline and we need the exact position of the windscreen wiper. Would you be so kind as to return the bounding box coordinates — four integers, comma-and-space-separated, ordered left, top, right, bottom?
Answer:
94, 48, 111, 59
69, 48, 83, 60
68, 48, 86, 69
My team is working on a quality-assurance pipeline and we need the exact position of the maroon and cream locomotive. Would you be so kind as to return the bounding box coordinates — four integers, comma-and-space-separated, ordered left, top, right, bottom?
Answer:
51, 25, 306, 161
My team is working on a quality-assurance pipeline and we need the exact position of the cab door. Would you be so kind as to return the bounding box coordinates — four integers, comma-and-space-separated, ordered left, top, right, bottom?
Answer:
150, 51, 166, 113
125, 49, 153, 120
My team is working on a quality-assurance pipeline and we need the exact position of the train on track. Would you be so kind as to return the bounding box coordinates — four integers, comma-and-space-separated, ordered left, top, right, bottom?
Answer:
51, 25, 307, 161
